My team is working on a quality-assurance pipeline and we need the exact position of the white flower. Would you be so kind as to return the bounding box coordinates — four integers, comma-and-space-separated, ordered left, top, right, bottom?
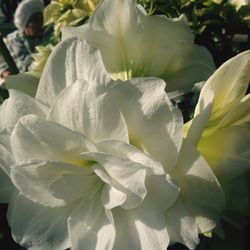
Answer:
184, 50, 250, 225
62, 0, 215, 96
0, 39, 225, 250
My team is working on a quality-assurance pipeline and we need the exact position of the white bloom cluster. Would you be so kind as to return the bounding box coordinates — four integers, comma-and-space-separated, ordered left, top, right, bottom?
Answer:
0, 0, 249, 249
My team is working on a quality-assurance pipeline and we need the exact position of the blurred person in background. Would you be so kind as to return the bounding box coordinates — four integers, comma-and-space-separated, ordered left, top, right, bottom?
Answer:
0, 0, 49, 22
0, 0, 44, 81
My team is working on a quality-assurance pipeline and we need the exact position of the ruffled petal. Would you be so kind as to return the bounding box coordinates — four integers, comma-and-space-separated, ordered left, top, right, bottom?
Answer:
11, 114, 96, 164
68, 195, 115, 250
36, 38, 111, 106
101, 184, 127, 209
97, 139, 180, 211
108, 77, 183, 171
11, 159, 101, 207
112, 207, 169, 250
137, 174, 179, 213
97, 139, 164, 175
81, 151, 147, 209
165, 198, 199, 249
7, 193, 71, 250
48, 81, 129, 143
171, 139, 225, 233
0, 90, 48, 129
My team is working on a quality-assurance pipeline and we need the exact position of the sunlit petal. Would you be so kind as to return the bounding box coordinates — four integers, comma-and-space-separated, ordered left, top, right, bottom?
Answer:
171, 139, 225, 233
48, 81, 129, 143
11, 114, 96, 164
68, 196, 115, 250
36, 38, 111, 106
108, 77, 183, 171
7, 193, 71, 250
62, 0, 215, 93
0, 90, 48, 129
11, 159, 101, 207
112, 207, 169, 250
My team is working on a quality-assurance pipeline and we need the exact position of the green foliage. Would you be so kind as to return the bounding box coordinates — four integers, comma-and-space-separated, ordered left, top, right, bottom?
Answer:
137, 0, 250, 67
137, 0, 250, 34
137, 0, 182, 16
43, 24, 59, 46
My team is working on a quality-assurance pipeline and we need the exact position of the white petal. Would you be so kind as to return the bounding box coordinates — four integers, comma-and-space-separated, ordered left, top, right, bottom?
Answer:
48, 81, 129, 143
185, 86, 214, 145
0, 90, 48, 129
11, 114, 97, 164
95, 140, 180, 211
81, 151, 147, 209
101, 184, 126, 210
108, 77, 183, 171
7, 193, 71, 250
196, 50, 250, 124
198, 126, 250, 182
218, 94, 250, 129
161, 43, 215, 94
138, 174, 179, 213
35, 38, 75, 106
171, 139, 225, 233
165, 198, 199, 249
198, 126, 250, 214
5, 72, 39, 97
68, 196, 115, 250
36, 38, 111, 106
11, 159, 101, 207
62, 25, 81, 40
72, 0, 215, 92
97, 139, 164, 175
113, 207, 169, 250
